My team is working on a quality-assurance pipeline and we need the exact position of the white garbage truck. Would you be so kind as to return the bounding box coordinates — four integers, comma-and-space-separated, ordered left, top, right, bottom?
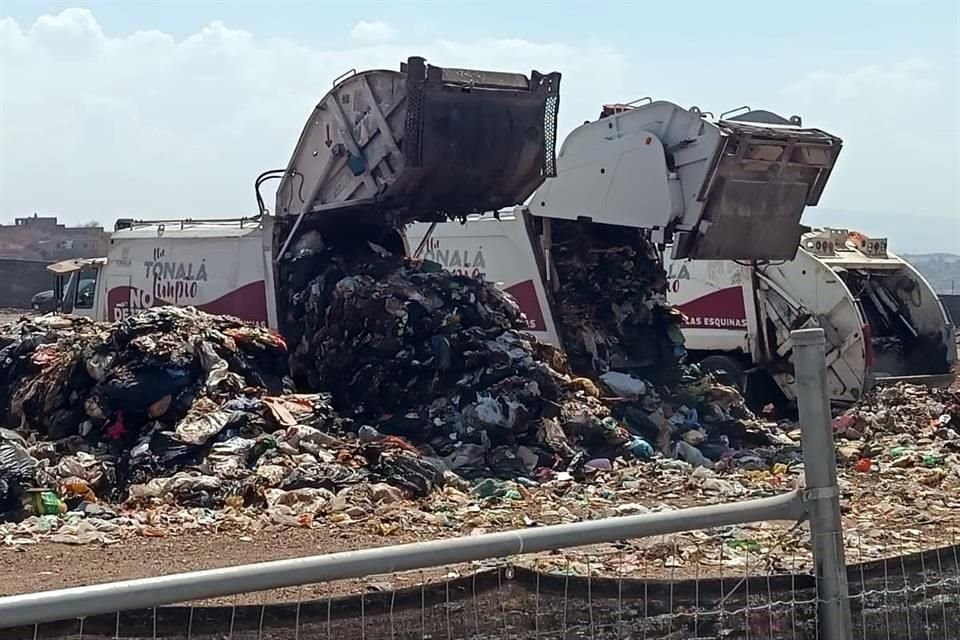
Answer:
405, 214, 956, 404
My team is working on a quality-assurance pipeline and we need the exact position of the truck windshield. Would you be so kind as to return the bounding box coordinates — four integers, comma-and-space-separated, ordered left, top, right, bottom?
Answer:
73, 270, 98, 310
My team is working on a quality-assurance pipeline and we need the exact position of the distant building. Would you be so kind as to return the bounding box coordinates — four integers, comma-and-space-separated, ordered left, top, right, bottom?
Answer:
0, 213, 109, 262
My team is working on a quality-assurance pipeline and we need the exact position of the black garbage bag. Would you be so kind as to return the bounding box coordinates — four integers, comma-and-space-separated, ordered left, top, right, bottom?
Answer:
101, 366, 193, 414
282, 463, 369, 492
0, 440, 37, 479
372, 451, 445, 497
0, 435, 38, 516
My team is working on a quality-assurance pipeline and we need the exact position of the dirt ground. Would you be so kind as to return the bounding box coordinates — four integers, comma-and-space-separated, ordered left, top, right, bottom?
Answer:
0, 527, 441, 605
4, 466, 960, 606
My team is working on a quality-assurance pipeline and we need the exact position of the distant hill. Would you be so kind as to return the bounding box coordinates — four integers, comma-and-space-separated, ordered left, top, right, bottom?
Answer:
901, 253, 960, 294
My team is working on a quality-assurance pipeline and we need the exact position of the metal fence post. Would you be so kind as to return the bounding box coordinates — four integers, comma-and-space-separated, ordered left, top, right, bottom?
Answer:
793, 328, 853, 640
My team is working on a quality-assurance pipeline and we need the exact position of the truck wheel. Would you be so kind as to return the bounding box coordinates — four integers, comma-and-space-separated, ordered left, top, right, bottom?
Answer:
741, 369, 790, 416
698, 355, 745, 391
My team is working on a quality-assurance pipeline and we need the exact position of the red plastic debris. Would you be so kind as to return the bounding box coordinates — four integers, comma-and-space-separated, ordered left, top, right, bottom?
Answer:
105, 411, 127, 440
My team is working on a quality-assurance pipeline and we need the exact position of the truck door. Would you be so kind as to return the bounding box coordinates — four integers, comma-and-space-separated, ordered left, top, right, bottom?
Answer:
68, 266, 102, 320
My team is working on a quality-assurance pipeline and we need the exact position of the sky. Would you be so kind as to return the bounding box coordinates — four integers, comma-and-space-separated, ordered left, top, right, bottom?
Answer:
1, 1, 958, 253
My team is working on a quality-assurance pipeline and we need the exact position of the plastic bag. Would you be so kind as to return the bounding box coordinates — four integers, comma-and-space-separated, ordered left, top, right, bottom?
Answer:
464, 396, 523, 431
0, 438, 37, 479
538, 418, 575, 458
264, 487, 333, 515
672, 441, 714, 469
49, 519, 119, 545
56, 452, 104, 486
626, 436, 654, 460
84, 353, 114, 383
600, 371, 647, 399
198, 341, 235, 390
175, 400, 232, 446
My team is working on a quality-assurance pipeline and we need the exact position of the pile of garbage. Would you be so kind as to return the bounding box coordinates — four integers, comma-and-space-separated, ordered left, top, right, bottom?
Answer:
284, 243, 628, 481
831, 383, 959, 471
549, 220, 685, 381
0, 309, 375, 522
284, 240, 783, 476
0, 240, 785, 532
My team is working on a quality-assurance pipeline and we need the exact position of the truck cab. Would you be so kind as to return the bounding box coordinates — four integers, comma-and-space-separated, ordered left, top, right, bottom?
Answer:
47, 217, 278, 328
46, 257, 107, 320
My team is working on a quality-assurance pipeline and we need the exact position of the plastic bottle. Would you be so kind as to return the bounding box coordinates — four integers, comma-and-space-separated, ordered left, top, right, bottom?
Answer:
35, 491, 66, 515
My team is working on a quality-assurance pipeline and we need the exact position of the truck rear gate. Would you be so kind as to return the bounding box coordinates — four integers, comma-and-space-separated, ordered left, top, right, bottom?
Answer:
275, 57, 561, 228
527, 102, 842, 261
837, 268, 955, 380
675, 116, 842, 260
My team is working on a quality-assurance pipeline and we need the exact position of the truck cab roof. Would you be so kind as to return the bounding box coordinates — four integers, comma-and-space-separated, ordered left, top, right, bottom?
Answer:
46, 257, 108, 274
112, 218, 264, 240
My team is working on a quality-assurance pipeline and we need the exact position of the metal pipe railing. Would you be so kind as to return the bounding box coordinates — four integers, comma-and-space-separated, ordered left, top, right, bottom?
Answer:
794, 327, 854, 639
0, 491, 807, 628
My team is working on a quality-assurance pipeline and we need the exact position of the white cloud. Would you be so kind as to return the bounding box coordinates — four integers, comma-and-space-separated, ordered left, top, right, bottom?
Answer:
0, 10, 628, 224
349, 20, 396, 44
1, 10, 955, 237
29, 6, 104, 54
782, 57, 939, 103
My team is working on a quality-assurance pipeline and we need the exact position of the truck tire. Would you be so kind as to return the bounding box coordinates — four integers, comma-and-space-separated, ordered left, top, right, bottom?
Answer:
741, 369, 790, 415
698, 355, 745, 391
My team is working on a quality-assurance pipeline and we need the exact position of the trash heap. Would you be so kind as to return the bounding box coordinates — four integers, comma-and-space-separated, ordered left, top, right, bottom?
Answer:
0, 309, 374, 522
0, 235, 790, 535
548, 220, 685, 381
831, 382, 960, 471
285, 244, 619, 481
284, 240, 780, 484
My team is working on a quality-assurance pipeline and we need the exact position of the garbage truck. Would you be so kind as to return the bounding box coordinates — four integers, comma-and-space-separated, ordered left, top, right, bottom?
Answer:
52, 55, 564, 327
49, 58, 847, 388
404, 213, 956, 404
